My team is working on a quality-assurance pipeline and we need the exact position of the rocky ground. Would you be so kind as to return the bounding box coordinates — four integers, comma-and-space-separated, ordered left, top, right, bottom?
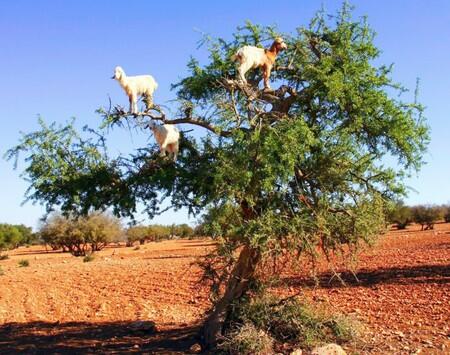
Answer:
0, 224, 449, 354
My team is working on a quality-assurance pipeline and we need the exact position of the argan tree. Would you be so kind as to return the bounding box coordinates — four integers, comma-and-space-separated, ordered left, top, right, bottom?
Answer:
7, 4, 428, 348
39, 212, 122, 255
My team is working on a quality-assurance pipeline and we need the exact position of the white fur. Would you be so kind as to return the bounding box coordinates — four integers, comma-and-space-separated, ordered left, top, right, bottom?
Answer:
231, 38, 287, 89
147, 121, 180, 161
112, 66, 158, 114
233, 46, 267, 84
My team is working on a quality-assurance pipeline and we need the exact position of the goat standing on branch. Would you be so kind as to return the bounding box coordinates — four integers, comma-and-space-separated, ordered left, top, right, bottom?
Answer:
231, 37, 287, 90
112, 66, 158, 114
146, 120, 180, 161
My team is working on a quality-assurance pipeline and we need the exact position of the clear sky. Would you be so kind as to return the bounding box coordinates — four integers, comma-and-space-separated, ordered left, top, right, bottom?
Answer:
1, 0, 449, 229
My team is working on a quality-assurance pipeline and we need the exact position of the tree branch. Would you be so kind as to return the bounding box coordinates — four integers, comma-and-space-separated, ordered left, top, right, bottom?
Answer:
105, 105, 233, 137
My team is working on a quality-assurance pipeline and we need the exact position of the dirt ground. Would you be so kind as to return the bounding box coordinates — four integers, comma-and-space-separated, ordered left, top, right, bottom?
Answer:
0, 224, 449, 354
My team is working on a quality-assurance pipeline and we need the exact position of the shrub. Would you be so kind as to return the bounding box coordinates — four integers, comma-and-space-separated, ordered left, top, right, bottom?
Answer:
0, 224, 22, 251
218, 323, 274, 355
388, 202, 412, 229
411, 205, 442, 230
81, 212, 123, 252
174, 224, 195, 238
126, 225, 149, 246
18, 259, 29, 267
0, 254, 9, 260
39, 212, 123, 256
444, 206, 450, 223
83, 254, 95, 262
0, 224, 37, 252
126, 223, 196, 245
225, 294, 358, 351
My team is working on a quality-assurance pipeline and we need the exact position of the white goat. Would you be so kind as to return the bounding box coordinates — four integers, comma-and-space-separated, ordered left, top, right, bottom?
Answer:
112, 66, 158, 114
231, 37, 287, 89
147, 121, 180, 161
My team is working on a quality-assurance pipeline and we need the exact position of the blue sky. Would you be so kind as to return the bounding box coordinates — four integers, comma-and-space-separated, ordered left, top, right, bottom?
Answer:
1, 0, 449, 229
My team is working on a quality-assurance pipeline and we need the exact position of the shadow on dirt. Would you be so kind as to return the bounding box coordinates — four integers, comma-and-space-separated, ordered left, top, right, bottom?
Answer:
0, 321, 202, 354
177, 242, 216, 248
144, 255, 198, 260
284, 263, 450, 288
8, 249, 63, 257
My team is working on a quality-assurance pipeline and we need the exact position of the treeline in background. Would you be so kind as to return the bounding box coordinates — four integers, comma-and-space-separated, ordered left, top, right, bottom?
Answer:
1, 203, 449, 257
0, 212, 200, 257
388, 203, 450, 230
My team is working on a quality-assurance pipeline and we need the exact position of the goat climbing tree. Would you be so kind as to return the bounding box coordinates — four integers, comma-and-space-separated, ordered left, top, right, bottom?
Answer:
7, 5, 429, 349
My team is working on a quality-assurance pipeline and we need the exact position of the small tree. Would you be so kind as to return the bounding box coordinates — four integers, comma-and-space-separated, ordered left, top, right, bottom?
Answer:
40, 212, 122, 255
444, 205, 450, 223
79, 212, 122, 251
175, 223, 195, 238
411, 205, 442, 230
126, 225, 149, 246
388, 201, 412, 229
7, 4, 429, 349
0, 223, 35, 252
0, 225, 21, 251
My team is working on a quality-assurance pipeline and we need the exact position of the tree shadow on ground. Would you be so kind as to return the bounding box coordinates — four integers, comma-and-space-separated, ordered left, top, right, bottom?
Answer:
176, 241, 216, 248
284, 263, 450, 289
0, 321, 203, 354
144, 255, 198, 260
8, 249, 63, 257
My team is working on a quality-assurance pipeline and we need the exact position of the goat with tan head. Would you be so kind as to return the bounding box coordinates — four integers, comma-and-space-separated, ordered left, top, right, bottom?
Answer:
231, 37, 287, 89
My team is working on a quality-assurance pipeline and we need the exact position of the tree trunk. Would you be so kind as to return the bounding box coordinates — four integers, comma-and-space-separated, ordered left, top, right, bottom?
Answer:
202, 244, 260, 350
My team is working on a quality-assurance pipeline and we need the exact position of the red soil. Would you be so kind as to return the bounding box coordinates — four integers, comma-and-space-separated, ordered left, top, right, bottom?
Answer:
0, 225, 449, 354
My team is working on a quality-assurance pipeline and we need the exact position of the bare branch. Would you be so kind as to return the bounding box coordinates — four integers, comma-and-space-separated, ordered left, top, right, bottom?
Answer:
105, 104, 233, 137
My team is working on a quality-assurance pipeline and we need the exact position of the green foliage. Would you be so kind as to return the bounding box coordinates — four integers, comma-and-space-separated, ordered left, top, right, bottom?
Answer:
174, 223, 195, 238
83, 254, 95, 262
126, 223, 195, 245
0, 223, 36, 252
388, 201, 412, 229
411, 205, 442, 230
126, 225, 150, 245
225, 293, 357, 351
6, 3, 429, 345
40, 212, 123, 256
18, 259, 29, 267
444, 206, 450, 223
80, 212, 122, 251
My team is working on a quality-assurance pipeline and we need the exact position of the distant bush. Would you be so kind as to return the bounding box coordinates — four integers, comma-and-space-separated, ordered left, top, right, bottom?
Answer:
173, 224, 195, 238
444, 206, 450, 223
0, 254, 9, 260
411, 205, 443, 230
83, 254, 95, 263
39, 212, 123, 256
126, 223, 196, 246
126, 225, 150, 246
80, 212, 122, 252
18, 259, 29, 267
388, 202, 412, 229
0, 223, 36, 252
